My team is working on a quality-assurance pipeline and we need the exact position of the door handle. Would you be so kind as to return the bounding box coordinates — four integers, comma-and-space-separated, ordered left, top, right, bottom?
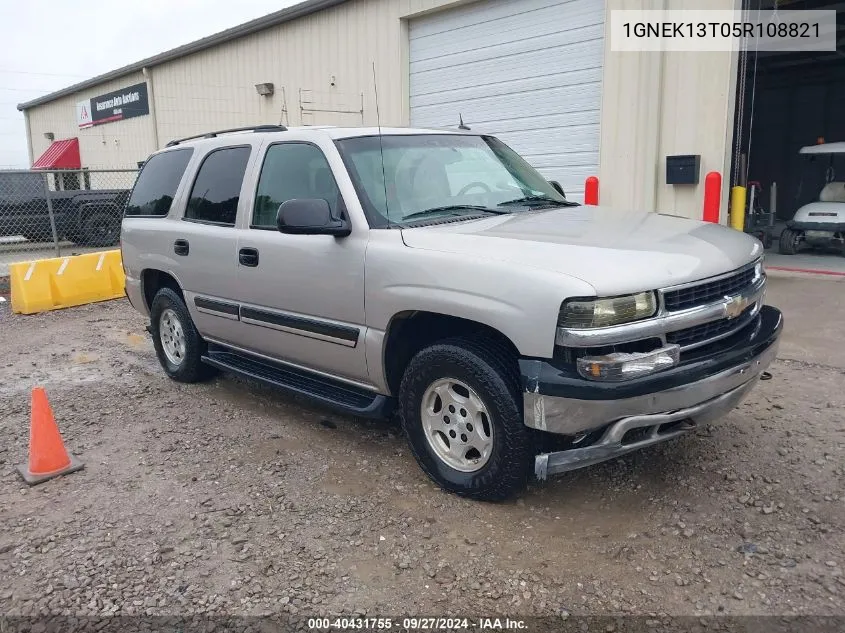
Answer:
173, 239, 189, 256
239, 247, 259, 267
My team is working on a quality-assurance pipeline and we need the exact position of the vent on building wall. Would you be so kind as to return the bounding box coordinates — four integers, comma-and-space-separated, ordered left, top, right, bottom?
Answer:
255, 83, 275, 97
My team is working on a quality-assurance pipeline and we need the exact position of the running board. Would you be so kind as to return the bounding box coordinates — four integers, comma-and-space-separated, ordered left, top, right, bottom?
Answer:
202, 346, 394, 419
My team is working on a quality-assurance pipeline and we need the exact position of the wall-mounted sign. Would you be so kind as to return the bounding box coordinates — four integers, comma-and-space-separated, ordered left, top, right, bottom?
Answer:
76, 100, 92, 128
76, 82, 149, 128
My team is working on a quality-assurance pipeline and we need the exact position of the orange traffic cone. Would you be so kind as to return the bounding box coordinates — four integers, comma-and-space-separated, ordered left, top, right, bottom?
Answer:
16, 387, 84, 485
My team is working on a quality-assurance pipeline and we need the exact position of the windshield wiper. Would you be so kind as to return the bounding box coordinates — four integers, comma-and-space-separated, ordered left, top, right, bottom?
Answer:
401, 205, 509, 222
498, 195, 578, 207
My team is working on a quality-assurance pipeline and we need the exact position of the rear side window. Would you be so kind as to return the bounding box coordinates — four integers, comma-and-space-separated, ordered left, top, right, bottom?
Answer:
125, 149, 193, 217
252, 143, 342, 228
184, 146, 251, 225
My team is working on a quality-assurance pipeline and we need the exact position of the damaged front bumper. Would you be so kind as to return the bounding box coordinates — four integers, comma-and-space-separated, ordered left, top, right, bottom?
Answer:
522, 305, 783, 479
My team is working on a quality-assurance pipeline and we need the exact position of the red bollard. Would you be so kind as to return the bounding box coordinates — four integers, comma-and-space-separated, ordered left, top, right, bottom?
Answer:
584, 176, 599, 206
703, 171, 721, 223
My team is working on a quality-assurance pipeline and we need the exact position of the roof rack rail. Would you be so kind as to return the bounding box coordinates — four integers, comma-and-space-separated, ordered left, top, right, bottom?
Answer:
165, 124, 287, 147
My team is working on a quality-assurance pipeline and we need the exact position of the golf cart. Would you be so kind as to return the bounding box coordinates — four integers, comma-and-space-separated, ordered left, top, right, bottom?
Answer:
779, 142, 845, 255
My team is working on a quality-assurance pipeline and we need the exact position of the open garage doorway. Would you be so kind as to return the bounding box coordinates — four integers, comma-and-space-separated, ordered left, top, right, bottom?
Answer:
732, 0, 845, 271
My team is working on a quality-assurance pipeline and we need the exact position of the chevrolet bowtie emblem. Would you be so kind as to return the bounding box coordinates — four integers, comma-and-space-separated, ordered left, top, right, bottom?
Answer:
723, 295, 748, 319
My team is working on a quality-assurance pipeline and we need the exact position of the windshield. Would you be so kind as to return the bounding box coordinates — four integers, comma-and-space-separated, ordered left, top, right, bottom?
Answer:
335, 134, 571, 227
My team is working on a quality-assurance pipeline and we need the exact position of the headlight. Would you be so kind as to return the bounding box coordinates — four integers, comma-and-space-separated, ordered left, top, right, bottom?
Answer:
559, 292, 657, 329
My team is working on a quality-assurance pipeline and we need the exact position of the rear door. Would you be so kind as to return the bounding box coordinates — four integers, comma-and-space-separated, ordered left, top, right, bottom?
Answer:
122, 148, 195, 313
165, 143, 257, 345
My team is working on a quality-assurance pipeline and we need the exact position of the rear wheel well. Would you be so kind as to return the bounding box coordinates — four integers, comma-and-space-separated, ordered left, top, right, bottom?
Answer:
141, 269, 183, 311
383, 311, 520, 396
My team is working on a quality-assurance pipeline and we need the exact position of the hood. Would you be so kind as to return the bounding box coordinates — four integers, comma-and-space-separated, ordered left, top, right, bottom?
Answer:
793, 201, 845, 222
401, 206, 763, 296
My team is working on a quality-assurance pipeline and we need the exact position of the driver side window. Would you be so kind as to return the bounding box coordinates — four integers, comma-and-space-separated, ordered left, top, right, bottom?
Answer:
252, 143, 342, 228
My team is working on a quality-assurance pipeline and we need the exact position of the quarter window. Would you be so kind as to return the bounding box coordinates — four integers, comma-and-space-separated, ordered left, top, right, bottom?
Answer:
125, 148, 193, 217
184, 146, 251, 225
253, 143, 342, 228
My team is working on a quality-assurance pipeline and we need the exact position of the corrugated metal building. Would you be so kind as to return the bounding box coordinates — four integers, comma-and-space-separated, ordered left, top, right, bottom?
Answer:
18, 0, 740, 219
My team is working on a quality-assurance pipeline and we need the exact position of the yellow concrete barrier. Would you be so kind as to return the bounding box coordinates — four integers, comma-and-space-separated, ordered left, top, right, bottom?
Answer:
10, 250, 125, 315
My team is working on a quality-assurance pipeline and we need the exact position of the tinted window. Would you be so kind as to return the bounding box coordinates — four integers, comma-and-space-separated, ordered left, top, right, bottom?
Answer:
184, 146, 251, 225
253, 143, 342, 228
125, 149, 192, 216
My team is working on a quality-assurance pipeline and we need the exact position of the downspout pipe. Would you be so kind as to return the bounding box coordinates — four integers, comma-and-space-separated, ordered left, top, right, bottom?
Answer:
23, 108, 34, 166
142, 67, 160, 150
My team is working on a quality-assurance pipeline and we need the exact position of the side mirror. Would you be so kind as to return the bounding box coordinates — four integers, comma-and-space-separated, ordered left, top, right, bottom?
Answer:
276, 199, 350, 237
549, 180, 565, 197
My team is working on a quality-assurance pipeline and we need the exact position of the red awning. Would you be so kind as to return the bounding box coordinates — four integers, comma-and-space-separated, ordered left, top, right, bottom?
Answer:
32, 138, 81, 170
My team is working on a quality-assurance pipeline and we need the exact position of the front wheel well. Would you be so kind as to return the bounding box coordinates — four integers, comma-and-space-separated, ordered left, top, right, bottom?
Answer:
382, 311, 520, 396
141, 269, 183, 311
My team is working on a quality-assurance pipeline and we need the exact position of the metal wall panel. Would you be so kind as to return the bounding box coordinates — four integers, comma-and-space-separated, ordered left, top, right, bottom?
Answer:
149, 0, 415, 147
25, 71, 156, 170
22, 0, 742, 220
409, 0, 605, 200
24, 0, 466, 169
598, 0, 741, 220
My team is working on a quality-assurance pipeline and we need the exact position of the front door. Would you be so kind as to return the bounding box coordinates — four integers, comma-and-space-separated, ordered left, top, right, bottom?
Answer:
233, 141, 369, 385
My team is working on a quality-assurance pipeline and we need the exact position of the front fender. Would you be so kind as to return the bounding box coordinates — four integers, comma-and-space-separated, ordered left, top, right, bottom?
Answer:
364, 231, 596, 359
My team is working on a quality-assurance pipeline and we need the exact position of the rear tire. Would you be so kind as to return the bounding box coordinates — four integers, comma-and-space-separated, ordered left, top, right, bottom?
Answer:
149, 287, 217, 383
76, 208, 121, 247
779, 228, 800, 255
398, 337, 533, 501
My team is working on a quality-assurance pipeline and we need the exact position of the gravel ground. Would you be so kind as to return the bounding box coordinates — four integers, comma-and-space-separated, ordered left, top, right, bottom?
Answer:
0, 274, 843, 628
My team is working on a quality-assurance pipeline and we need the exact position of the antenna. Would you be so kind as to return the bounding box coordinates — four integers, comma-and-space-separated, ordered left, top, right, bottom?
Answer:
372, 61, 391, 227
458, 114, 470, 131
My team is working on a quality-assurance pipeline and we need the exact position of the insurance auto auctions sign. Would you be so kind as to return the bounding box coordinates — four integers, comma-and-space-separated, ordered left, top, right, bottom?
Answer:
76, 82, 150, 128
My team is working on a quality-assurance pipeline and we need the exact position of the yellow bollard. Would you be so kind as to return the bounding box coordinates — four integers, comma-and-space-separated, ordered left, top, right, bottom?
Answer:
730, 186, 747, 231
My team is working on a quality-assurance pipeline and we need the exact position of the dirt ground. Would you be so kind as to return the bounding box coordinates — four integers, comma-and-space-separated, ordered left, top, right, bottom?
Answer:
0, 273, 843, 627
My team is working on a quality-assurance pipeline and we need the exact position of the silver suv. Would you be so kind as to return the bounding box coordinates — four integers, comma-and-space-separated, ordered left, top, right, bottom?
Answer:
121, 125, 782, 500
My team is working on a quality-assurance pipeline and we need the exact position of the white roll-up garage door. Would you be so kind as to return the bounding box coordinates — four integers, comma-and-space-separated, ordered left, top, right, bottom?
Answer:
409, 0, 605, 200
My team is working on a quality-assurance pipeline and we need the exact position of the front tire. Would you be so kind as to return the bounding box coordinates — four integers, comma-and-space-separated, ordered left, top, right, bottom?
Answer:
149, 287, 216, 383
398, 337, 533, 501
779, 228, 801, 255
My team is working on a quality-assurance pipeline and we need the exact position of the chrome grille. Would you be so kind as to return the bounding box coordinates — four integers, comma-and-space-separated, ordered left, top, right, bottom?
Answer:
663, 266, 756, 312
667, 305, 757, 349
555, 260, 765, 353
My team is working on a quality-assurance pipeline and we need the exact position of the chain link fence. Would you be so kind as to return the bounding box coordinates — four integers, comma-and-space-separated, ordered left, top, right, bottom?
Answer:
0, 169, 137, 272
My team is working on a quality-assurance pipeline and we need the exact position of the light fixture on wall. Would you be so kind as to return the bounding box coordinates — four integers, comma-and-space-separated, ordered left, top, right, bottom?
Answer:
255, 82, 275, 97
44, 132, 54, 141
